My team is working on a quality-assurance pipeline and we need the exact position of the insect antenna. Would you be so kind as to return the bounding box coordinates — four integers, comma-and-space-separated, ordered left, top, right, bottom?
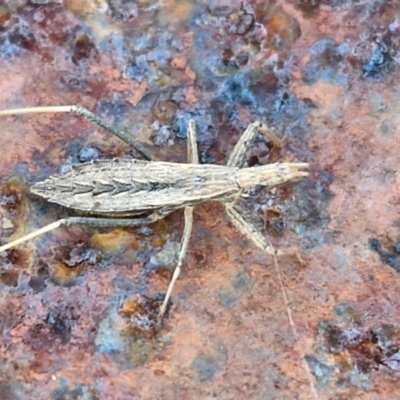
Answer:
263, 218, 319, 399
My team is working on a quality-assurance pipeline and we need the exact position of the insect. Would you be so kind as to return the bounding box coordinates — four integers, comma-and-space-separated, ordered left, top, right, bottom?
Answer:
0, 105, 309, 325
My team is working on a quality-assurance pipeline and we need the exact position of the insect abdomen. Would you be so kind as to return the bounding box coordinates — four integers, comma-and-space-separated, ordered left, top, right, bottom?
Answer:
31, 158, 240, 214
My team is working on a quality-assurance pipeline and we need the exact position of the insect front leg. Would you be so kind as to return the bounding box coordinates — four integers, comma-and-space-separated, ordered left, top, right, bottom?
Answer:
0, 106, 152, 160
227, 121, 284, 168
224, 203, 302, 262
186, 120, 199, 164
157, 120, 199, 323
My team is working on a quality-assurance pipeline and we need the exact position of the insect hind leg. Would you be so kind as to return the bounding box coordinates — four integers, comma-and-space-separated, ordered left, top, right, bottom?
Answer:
0, 210, 170, 253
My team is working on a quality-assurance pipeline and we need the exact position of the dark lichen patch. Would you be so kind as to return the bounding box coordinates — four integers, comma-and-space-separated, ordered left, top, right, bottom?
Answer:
362, 43, 391, 78
304, 355, 336, 389
356, 20, 400, 79
45, 307, 76, 344
259, 5, 301, 51
264, 207, 286, 236
0, 182, 25, 214
0, 380, 23, 400
28, 306, 78, 350
48, 242, 101, 286
59, 242, 101, 268
329, 322, 400, 372
27, 275, 47, 292
369, 238, 400, 273
219, 271, 252, 310
0, 185, 35, 283
0, 269, 19, 287
354, 23, 400, 79
291, 0, 347, 17
77, 146, 100, 163
288, 168, 334, 251
191, 354, 224, 381
0, 7, 11, 32
152, 99, 179, 126
119, 294, 160, 339
1, 246, 32, 273
27, 259, 51, 292
95, 295, 164, 367
71, 33, 99, 65
303, 39, 349, 85
188, 4, 302, 107
50, 383, 98, 400
307, 307, 400, 391
0, 16, 37, 57
0, 4, 77, 59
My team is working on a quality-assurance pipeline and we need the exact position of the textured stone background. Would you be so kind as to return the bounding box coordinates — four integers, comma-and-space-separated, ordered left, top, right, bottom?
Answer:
1, 1, 400, 399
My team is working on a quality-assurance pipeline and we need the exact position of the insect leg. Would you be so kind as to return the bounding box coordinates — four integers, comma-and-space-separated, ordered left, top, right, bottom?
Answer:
157, 120, 199, 322
0, 106, 152, 160
225, 203, 302, 261
0, 210, 170, 253
227, 121, 284, 168
186, 119, 199, 164
158, 206, 194, 321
